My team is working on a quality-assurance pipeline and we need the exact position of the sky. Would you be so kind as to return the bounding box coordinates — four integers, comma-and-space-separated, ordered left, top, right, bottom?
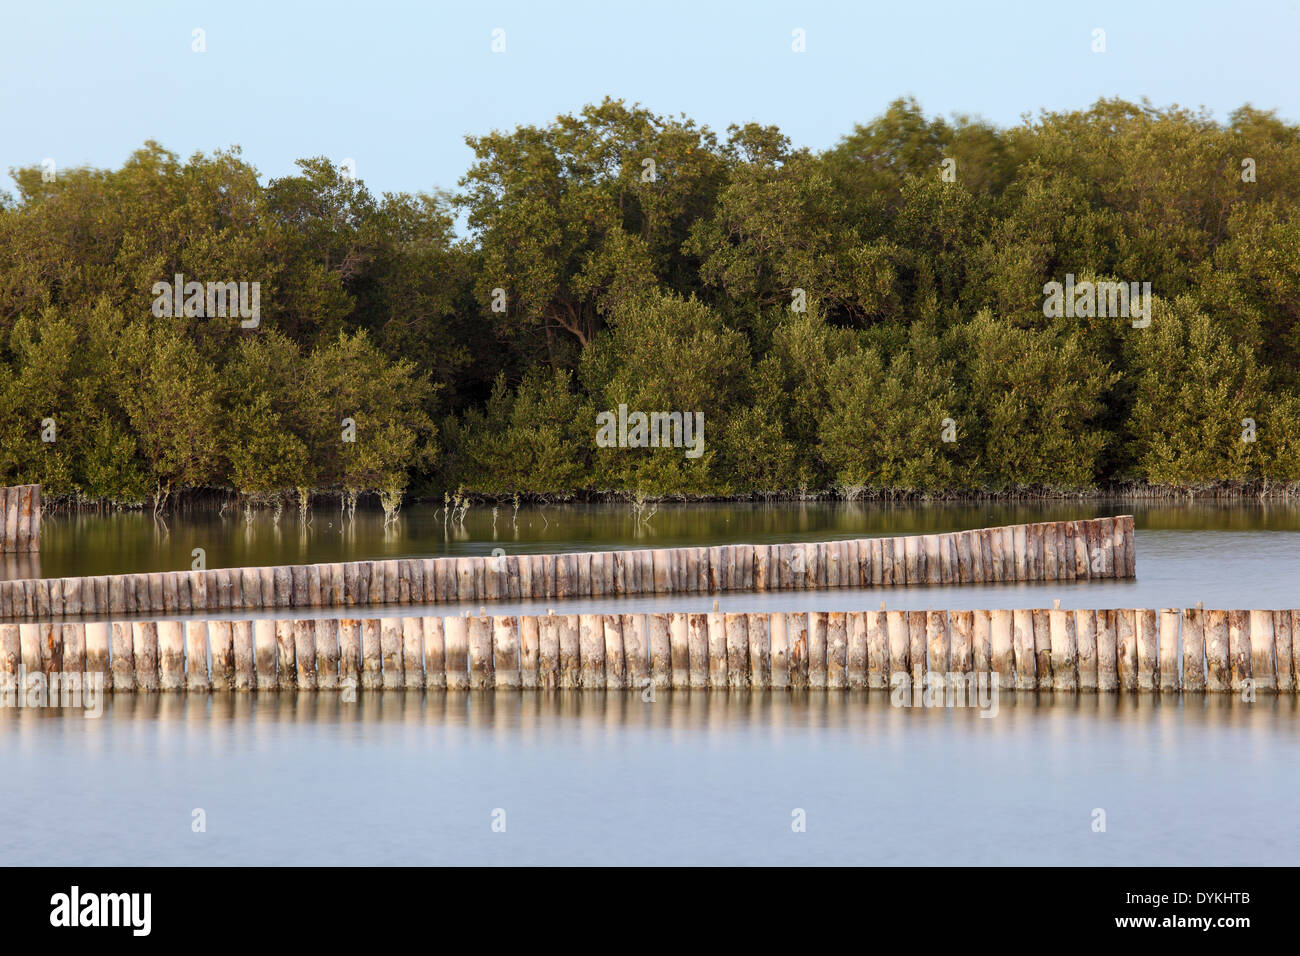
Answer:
3, 0, 1299, 198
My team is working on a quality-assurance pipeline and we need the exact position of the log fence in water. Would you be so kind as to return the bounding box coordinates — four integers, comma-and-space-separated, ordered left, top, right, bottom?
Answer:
0, 516, 1135, 621
4, 603, 1296, 696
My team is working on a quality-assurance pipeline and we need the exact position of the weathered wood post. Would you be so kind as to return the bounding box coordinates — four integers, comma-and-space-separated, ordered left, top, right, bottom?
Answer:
1136, 609, 1158, 691
668, 613, 689, 689
85, 622, 110, 691
623, 614, 649, 690
1012, 609, 1035, 690
1248, 610, 1275, 692
1115, 609, 1138, 692
769, 613, 789, 690
867, 609, 888, 690
886, 611, 908, 689
110, 621, 134, 691
232, 621, 254, 690
295, 619, 318, 690
538, 614, 561, 691
443, 616, 470, 691
558, 614, 581, 690
579, 614, 605, 689
316, 619, 341, 690
991, 609, 1014, 689
846, 612, 868, 690
468, 615, 495, 690
519, 616, 540, 690
787, 612, 809, 690
1227, 610, 1250, 693
807, 612, 828, 689
132, 621, 159, 692
494, 616, 521, 690
158, 621, 185, 691
254, 620, 278, 690
361, 618, 383, 690
647, 613, 671, 690
1095, 609, 1117, 692
826, 612, 848, 689
402, 617, 425, 689
422, 618, 445, 690
688, 613, 710, 690
1182, 607, 1206, 692
926, 611, 949, 678
1158, 609, 1180, 692
706, 611, 727, 690
1276, 611, 1294, 694
726, 613, 750, 690
1075, 610, 1097, 692
1048, 608, 1077, 691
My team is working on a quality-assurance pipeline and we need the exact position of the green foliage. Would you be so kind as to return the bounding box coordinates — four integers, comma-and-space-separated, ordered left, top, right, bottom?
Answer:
4, 95, 1300, 503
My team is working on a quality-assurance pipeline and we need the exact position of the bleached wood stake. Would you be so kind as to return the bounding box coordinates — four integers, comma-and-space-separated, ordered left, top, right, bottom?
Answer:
826, 612, 848, 689
951, 611, 974, 676
991, 609, 1014, 687
295, 619, 318, 690
623, 614, 648, 690
668, 613, 690, 689
361, 618, 383, 690
519, 616, 540, 690
926, 611, 949, 677
255, 619, 278, 690
537, 614, 560, 690
158, 621, 185, 691
443, 616, 470, 691
706, 611, 727, 689
1182, 607, 1206, 692
726, 613, 750, 690
886, 611, 908, 690
866, 609, 888, 690
688, 613, 710, 690
401, 617, 424, 689
647, 613, 671, 690
558, 614, 581, 690
1227, 610, 1250, 693
769, 613, 789, 690
1135, 609, 1158, 691
578, 613, 605, 689
231, 621, 254, 690
1048, 609, 1077, 691
1275, 611, 1294, 694
1095, 609, 1117, 692
494, 616, 521, 690
1158, 609, 1180, 692
747, 613, 771, 688
1011, 609, 1035, 690
468, 615, 495, 690
1075, 610, 1097, 692
316, 619, 340, 690
788, 612, 809, 690
85, 622, 110, 690
422, 618, 445, 690
132, 621, 159, 692
846, 612, 867, 689
1248, 609, 1275, 692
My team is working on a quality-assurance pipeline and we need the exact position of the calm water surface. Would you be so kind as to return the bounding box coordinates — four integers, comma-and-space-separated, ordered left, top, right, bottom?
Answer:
2, 501, 1298, 866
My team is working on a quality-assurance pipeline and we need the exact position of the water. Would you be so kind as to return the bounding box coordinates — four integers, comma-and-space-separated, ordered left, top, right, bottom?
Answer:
2, 691, 1296, 866
2, 501, 1298, 866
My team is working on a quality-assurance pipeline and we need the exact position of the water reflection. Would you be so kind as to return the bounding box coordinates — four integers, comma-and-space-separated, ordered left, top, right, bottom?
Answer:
22, 497, 1300, 581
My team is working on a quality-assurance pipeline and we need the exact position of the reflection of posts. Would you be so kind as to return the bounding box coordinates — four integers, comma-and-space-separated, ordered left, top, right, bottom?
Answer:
0, 485, 41, 553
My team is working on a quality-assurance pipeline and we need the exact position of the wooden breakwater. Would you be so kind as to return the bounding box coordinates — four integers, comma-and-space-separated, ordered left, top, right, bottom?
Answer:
7, 603, 1293, 695
0, 516, 1136, 620
0, 485, 40, 554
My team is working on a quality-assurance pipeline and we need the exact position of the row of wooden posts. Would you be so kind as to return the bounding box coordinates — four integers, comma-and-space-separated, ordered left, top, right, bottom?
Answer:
0, 485, 40, 554
0, 516, 1136, 621
4, 604, 1293, 694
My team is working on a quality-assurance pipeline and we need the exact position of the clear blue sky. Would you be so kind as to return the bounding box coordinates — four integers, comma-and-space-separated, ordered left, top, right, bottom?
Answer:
3, 0, 1298, 197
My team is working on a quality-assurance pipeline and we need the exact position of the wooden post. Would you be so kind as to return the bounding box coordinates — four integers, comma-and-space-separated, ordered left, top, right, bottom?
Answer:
273, 619, 295, 689
255, 620, 278, 690
769, 614, 789, 689
19, 623, 41, 685
131, 622, 159, 691
538, 615, 560, 690
1095, 609, 1117, 692
846, 612, 868, 689
788, 613, 809, 690
1136, 609, 1158, 691
315, 619, 340, 690
61, 622, 85, 676
706, 611, 727, 689
1276, 611, 1295, 694
578, 613, 605, 689
1032, 609, 1052, 690
1042, 524, 1058, 581
397, 617, 422, 689
726, 613, 750, 689
295, 619, 318, 690
601, 614, 625, 689
85, 622, 110, 691
228, 621, 252, 690
1158, 609, 1180, 692
1249, 609, 1275, 692
668, 613, 689, 689
623, 614, 648, 690
206, 621, 231, 690
15, 485, 31, 552
989, 610, 1012, 689
361, 619, 382, 690
1182, 607, 1206, 692
468, 616, 494, 690
1012, 609, 1035, 690
647, 613, 671, 690
1075, 610, 1097, 691
443, 616, 470, 690
807, 612, 828, 689
157, 621, 185, 691
1048, 609, 1077, 691
422, 618, 445, 690
924, 535, 941, 585
493, 616, 520, 690
903, 536, 921, 585
519, 616, 540, 690
886, 611, 908, 689
867, 610, 888, 689
824, 612, 848, 689
971, 609, 991, 677
1115, 609, 1138, 692
558, 615, 581, 690
748, 612, 771, 689
926, 611, 949, 678
876, 538, 891, 587
951, 611, 974, 677
1227, 610, 1250, 692
687, 613, 709, 690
